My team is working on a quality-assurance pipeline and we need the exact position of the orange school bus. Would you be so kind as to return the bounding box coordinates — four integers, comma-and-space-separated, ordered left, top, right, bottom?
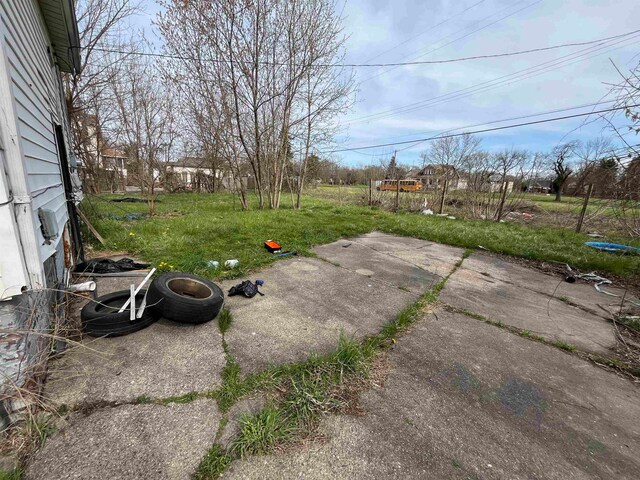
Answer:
376, 179, 422, 192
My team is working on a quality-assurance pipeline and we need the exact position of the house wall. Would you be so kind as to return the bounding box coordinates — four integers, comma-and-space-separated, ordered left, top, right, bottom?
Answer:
0, 0, 75, 414
171, 166, 216, 184
1, 0, 69, 266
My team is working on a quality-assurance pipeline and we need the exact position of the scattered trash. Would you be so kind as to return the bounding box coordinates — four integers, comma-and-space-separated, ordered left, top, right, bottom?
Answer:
225, 259, 239, 268
594, 281, 619, 297
264, 240, 282, 253
67, 281, 96, 293
506, 211, 534, 220
587, 232, 604, 238
447, 216, 456, 220
421, 209, 433, 215
228, 280, 264, 298
74, 257, 150, 274
564, 276, 576, 284
342, 243, 353, 248
274, 251, 298, 258
118, 268, 157, 317
477, 245, 488, 250
585, 242, 640, 254
110, 197, 160, 203
436, 213, 448, 217
208, 260, 220, 269
565, 265, 620, 297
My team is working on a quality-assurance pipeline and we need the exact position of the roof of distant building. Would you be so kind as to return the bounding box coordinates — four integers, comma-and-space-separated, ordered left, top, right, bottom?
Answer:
101, 147, 126, 158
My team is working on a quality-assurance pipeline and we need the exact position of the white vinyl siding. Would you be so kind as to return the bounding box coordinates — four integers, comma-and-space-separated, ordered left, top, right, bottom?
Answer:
1, 0, 67, 260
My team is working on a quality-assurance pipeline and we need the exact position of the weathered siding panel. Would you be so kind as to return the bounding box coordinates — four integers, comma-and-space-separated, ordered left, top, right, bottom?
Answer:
1, 0, 67, 260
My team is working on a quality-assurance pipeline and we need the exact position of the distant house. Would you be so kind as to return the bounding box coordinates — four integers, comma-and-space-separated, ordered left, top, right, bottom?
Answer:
160, 157, 231, 192
0, 0, 82, 419
525, 178, 553, 194
487, 175, 515, 194
74, 113, 128, 191
414, 164, 468, 190
100, 147, 128, 189
166, 157, 218, 184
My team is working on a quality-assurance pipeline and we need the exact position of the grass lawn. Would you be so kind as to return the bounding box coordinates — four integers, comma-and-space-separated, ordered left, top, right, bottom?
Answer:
309, 185, 636, 218
82, 192, 640, 280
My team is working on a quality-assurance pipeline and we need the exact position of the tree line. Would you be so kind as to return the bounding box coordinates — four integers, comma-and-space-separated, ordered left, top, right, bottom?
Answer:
68, 0, 353, 212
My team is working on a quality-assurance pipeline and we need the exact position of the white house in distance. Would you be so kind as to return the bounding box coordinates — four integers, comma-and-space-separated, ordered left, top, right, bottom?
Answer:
165, 156, 219, 185
0, 0, 82, 419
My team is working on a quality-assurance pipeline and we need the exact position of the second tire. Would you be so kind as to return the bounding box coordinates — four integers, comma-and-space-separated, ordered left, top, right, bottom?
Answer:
147, 272, 224, 324
81, 289, 157, 337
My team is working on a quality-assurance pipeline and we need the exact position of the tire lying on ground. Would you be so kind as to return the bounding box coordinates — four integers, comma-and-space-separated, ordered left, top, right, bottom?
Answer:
81, 289, 157, 337
147, 272, 224, 324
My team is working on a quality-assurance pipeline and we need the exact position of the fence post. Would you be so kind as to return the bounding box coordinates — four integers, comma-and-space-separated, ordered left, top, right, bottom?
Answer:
369, 179, 372, 206
395, 178, 400, 211
576, 183, 593, 233
438, 177, 448, 214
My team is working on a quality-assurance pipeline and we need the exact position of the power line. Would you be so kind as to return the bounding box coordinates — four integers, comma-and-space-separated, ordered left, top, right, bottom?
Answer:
358, 0, 543, 84
362, 100, 617, 144
345, 34, 640, 125
70, 29, 640, 68
323, 104, 638, 153
347, 35, 640, 124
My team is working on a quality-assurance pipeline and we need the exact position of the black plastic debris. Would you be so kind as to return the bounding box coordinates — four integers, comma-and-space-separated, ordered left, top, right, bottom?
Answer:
110, 197, 161, 203
74, 258, 150, 274
103, 212, 148, 220
228, 280, 264, 298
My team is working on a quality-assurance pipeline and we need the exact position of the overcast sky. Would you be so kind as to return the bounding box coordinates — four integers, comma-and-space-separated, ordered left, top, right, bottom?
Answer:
135, 0, 640, 167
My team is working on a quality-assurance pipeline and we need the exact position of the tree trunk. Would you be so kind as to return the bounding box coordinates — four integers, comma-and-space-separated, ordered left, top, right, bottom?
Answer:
495, 177, 509, 221
555, 189, 562, 202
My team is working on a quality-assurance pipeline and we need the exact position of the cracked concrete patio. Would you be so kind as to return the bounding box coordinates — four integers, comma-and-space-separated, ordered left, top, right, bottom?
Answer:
24, 232, 639, 479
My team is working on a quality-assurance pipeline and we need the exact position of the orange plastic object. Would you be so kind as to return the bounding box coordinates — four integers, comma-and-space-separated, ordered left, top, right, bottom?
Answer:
264, 240, 282, 253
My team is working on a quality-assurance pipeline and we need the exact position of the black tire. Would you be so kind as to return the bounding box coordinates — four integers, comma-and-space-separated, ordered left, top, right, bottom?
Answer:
147, 273, 224, 324
81, 289, 157, 338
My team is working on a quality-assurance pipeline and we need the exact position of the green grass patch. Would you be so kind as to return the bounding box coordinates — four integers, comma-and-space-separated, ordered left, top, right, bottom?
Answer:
82, 192, 640, 279
518, 330, 546, 342
0, 469, 21, 480
218, 308, 233, 335
230, 404, 296, 457
619, 316, 640, 333
193, 444, 232, 479
552, 340, 577, 352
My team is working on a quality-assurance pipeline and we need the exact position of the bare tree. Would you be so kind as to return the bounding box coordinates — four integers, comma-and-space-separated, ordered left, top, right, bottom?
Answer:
550, 141, 578, 202
571, 137, 614, 196
65, 0, 140, 192
421, 134, 481, 214
607, 60, 640, 148
491, 149, 528, 221
108, 55, 178, 214
157, 0, 354, 209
